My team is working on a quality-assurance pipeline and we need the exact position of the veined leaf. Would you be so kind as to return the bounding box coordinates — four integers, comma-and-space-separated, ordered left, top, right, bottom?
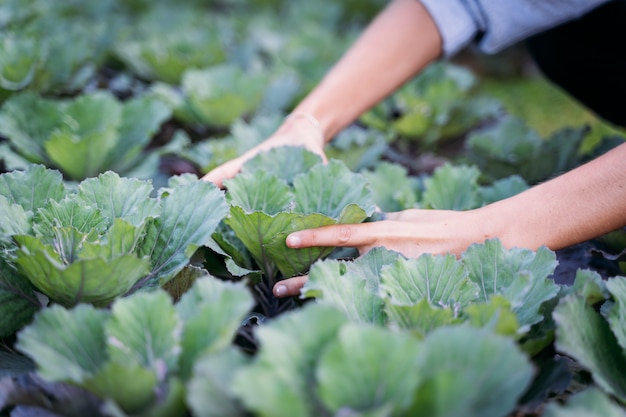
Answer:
380, 254, 479, 309
464, 295, 520, 337
305, 258, 386, 325
16, 304, 110, 382
0, 93, 65, 163
232, 304, 348, 417
0, 195, 31, 240
241, 146, 322, 185
32, 197, 108, 241
75, 171, 159, 226
362, 162, 419, 212
105, 291, 181, 374
293, 159, 376, 218
0, 164, 66, 212
224, 153, 375, 278
224, 170, 294, 215
175, 277, 254, 379
462, 239, 560, 328
14, 234, 150, 307
554, 293, 626, 402
421, 163, 480, 210
384, 298, 459, 337
139, 179, 229, 288
317, 324, 422, 415
408, 325, 534, 417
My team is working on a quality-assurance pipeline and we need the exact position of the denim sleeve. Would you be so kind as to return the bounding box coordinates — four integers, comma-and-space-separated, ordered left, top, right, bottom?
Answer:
419, 0, 611, 56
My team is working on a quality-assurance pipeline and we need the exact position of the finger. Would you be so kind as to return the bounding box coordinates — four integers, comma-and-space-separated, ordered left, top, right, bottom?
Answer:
286, 223, 375, 249
273, 275, 309, 298
201, 159, 243, 189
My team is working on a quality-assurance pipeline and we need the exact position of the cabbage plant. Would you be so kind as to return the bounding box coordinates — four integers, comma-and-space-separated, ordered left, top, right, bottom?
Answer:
0, 165, 228, 335
0, 90, 171, 180
151, 64, 268, 128
215, 147, 376, 283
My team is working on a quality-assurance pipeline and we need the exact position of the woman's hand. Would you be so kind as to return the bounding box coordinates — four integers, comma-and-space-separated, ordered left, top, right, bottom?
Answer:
272, 208, 489, 297
201, 114, 327, 188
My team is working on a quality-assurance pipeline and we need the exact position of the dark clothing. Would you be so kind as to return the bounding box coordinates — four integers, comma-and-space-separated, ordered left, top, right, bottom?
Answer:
526, 0, 626, 127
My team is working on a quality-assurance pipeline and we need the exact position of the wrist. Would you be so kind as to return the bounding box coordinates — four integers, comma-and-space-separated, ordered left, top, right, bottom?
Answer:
280, 112, 326, 149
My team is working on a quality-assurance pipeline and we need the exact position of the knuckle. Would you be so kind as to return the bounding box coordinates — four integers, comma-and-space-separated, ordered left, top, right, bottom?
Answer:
336, 225, 352, 243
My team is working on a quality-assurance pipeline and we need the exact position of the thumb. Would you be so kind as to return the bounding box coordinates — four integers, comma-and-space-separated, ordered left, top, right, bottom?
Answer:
273, 275, 309, 298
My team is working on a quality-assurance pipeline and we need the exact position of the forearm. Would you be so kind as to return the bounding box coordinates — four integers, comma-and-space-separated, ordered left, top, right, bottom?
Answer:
292, 0, 442, 141
479, 142, 626, 251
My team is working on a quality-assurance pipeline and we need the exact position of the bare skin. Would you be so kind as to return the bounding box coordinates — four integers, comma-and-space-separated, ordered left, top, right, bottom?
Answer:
202, 0, 626, 298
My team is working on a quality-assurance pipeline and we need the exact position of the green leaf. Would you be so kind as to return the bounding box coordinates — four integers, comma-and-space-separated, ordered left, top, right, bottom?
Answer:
105, 291, 180, 373
187, 349, 251, 417
0, 257, 40, 337
462, 239, 560, 328
44, 92, 122, 180
606, 277, 626, 352
362, 162, 419, 212
317, 324, 422, 415
232, 304, 348, 417
182, 64, 267, 127
554, 294, 626, 402
0, 93, 64, 163
224, 170, 294, 215
326, 125, 390, 172
105, 95, 171, 172
464, 295, 520, 337
241, 146, 323, 185
83, 362, 158, 415
15, 234, 150, 307
380, 254, 479, 308
175, 277, 254, 379
16, 304, 110, 382
478, 175, 528, 205
140, 180, 229, 287
293, 159, 376, 218
76, 172, 159, 226
408, 325, 534, 417
0, 164, 66, 212
568, 269, 610, 304
421, 163, 480, 210
0, 194, 31, 239
32, 197, 108, 241
384, 298, 459, 337
305, 258, 386, 325
543, 388, 626, 417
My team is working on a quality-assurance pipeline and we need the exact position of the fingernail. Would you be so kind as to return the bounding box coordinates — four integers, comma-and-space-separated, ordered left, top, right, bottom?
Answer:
287, 235, 302, 248
274, 285, 287, 297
